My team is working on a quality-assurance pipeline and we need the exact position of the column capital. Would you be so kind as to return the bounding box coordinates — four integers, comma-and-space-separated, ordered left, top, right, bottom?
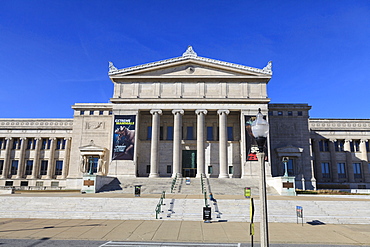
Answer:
150, 109, 163, 115
64, 137, 72, 141
195, 109, 208, 115
217, 109, 230, 115
329, 138, 336, 142
360, 139, 368, 143
5, 137, 12, 141
20, 137, 27, 141
172, 109, 184, 115
49, 137, 57, 141
34, 137, 42, 141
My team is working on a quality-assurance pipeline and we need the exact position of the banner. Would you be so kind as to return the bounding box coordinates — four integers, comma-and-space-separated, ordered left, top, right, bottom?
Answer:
245, 115, 268, 161
112, 115, 136, 160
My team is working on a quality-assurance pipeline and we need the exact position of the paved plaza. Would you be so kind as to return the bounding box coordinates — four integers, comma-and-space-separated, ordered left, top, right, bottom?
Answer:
0, 192, 370, 245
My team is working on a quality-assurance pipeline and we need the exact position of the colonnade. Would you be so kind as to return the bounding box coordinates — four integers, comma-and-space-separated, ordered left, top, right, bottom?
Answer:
148, 109, 231, 178
0, 137, 71, 180
312, 138, 370, 182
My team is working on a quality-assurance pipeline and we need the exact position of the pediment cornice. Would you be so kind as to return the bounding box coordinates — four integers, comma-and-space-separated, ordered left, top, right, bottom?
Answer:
108, 46, 272, 77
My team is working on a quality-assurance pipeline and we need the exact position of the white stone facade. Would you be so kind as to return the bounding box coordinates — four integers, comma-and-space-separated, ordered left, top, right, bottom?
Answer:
0, 47, 369, 190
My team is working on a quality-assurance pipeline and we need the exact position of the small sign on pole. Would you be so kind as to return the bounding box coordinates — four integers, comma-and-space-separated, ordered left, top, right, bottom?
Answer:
244, 187, 251, 198
203, 206, 212, 223
296, 206, 303, 226
250, 198, 255, 247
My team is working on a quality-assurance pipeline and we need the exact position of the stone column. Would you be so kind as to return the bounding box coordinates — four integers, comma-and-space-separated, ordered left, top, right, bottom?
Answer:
31, 138, 41, 179
344, 139, 354, 182
1, 138, 13, 179
172, 110, 184, 178
195, 109, 207, 178
16, 137, 27, 179
149, 110, 162, 178
46, 138, 56, 179
329, 139, 338, 182
218, 110, 230, 178
61, 138, 71, 179
312, 139, 321, 181
360, 139, 369, 182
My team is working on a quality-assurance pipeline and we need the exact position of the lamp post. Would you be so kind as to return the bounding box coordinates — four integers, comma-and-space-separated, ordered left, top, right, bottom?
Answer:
282, 157, 289, 177
251, 108, 269, 247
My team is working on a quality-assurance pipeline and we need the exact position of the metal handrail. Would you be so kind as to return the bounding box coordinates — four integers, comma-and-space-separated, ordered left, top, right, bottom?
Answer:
155, 191, 166, 219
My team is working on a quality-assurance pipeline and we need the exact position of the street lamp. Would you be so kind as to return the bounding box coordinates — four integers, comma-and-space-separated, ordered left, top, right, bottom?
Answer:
282, 157, 289, 177
251, 108, 269, 247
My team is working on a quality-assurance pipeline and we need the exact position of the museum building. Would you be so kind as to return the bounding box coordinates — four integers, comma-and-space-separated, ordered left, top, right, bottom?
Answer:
0, 47, 369, 191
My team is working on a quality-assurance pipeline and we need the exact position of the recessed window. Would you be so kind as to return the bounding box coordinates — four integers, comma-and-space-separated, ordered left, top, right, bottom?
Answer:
335, 140, 345, 152
20, 181, 28, 186
353, 163, 362, 179
11, 160, 18, 175
147, 126, 152, 140
55, 161, 63, 175
228, 166, 234, 174
298, 111, 303, 116
338, 163, 346, 178
5, 181, 13, 186
227, 127, 234, 141
207, 127, 213, 141
319, 140, 329, 152
278, 111, 283, 116
99, 111, 104, 115
80, 110, 85, 115
0, 160, 4, 175
321, 162, 330, 178
51, 181, 59, 187
186, 126, 194, 140
146, 165, 150, 173
167, 165, 171, 174
109, 111, 113, 115
25, 160, 33, 175
288, 111, 293, 116
167, 126, 173, 140
89, 111, 94, 115
208, 166, 213, 174
40, 161, 48, 175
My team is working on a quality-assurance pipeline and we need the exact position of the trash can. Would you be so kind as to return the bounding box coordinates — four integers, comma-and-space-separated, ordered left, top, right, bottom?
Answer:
134, 185, 141, 197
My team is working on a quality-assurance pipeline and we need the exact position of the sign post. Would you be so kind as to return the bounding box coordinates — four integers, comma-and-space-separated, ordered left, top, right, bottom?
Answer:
250, 197, 255, 247
134, 185, 141, 197
296, 206, 303, 226
244, 187, 251, 198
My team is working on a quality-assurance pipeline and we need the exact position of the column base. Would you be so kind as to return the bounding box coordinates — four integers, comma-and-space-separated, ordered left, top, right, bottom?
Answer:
149, 173, 159, 178
218, 173, 229, 178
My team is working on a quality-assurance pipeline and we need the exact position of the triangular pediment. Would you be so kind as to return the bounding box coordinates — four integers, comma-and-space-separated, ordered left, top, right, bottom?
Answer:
109, 46, 272, 78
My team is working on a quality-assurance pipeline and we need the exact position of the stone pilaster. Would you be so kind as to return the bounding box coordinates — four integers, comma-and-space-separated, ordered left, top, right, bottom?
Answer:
31, 138, 42, 179
329, 139, 338, 182
149, 109, 162, 178
1, 138, 13, 179
172, 109, 184, 178
16, 137, 27, 179
46, 138, 56, 179
61, 138, 71, 179
195, 109, 207, 178
344, 139, 354, 182
218, 109, 230, 178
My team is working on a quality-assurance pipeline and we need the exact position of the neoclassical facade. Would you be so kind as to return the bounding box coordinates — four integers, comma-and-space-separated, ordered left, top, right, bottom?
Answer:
0, 47, 369, 191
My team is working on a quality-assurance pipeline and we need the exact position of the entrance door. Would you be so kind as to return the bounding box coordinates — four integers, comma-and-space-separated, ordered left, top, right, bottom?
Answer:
86, 155, 99, 174
182, 150, 197, 177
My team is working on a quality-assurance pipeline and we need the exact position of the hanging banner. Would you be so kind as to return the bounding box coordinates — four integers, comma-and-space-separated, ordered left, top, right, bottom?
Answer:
112, 115, 136, 160
245, 115, 268, 161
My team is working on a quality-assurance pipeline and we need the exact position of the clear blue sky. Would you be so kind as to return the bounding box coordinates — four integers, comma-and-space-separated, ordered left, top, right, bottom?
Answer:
1, 0, 369, 119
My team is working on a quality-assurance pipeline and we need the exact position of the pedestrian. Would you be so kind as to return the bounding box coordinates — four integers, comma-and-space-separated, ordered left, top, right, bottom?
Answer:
209, 193, 217, 202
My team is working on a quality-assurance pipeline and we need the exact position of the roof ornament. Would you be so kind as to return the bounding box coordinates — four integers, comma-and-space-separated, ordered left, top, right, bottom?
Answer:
109, 61, 118, 73
182, 46, 197, 58
263, 61, 272, 72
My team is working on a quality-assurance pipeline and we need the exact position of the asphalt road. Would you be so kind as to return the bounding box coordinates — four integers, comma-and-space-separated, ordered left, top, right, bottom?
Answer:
0, 239, 365, 247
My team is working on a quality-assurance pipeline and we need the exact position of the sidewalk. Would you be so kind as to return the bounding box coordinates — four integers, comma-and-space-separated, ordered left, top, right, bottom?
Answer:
0, 218, 369, 245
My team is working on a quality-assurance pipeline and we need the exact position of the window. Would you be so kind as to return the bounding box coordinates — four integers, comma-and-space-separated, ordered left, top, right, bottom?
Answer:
25, 160, 33, 175
5, 181, 13, 186
353, 163, 362, 179
80, 110, 85, 115
337, 163, 346, 179
89, 110, 94, 115
146, 165, 150, 173
167, 126, 173, 140
298, 111, 303, 116
36, 181, 43, 187
278, 111, 283, 116
321, 162, 330, 178
55, 161, 63, 175
99, 111, 104, 115
335, 140, 345, 152
350, 140, 360, 152
287, 159, 294, 176
227, 127, 234, 141
147, 126, 152, 140
366, 142, 369, 152
56, 138, 66, 150
208, 166, 213, 174
51, 181, 59, 187
109, 111, 113, 115
186, 126, 194, 140
40, 160, 48, 175
41, 138, 51, 150
20, 181, 28, 187
228, 166, 234, 174
167, 165, 171, 174
12, 138, 20, 150
11, 160, 18, 175
27, 139, 33, 149
288, 111, 293, 116
160, 126, 164, 140
319, 140, 329, 152
0, 160, 3, 175
0, 138, 4, 149
207, 127, 213, 141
